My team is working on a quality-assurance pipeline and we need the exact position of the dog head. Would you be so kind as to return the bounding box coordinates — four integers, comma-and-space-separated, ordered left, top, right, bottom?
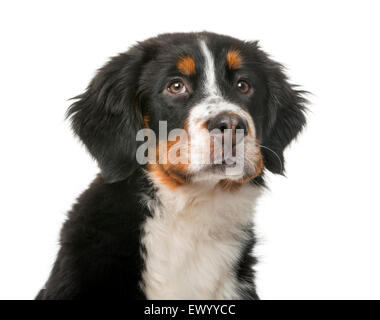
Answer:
68, 32, 307, 188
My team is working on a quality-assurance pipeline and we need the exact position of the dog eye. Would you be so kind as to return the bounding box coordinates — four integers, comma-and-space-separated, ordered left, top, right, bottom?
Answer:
168, 81, 187, 95
236, 80, 251, 94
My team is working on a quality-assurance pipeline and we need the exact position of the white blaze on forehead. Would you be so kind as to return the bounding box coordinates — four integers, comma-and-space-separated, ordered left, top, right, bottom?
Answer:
196, 40, 253, 124
199, 40, 220, 97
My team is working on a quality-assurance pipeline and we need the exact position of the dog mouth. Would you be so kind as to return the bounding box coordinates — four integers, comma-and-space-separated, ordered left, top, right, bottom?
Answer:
210, 161, 234, 169
198, 154, 246, 177
195, 136, 263, 182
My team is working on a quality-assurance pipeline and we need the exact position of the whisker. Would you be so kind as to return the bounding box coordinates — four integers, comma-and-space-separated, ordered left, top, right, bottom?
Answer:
259, 145, 283, 172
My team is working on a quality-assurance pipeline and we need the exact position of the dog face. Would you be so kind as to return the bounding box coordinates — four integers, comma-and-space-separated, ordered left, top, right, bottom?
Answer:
68, 32, 307, 186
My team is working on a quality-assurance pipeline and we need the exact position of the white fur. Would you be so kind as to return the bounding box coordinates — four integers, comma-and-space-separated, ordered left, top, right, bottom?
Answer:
200, 40, 220, 97
140, 178, 262, 299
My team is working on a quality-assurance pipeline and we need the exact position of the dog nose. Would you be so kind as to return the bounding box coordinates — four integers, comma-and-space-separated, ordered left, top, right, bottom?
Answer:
206, 112, 248, 136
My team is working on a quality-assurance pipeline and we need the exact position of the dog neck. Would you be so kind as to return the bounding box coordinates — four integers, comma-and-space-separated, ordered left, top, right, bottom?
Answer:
140, 171, 261, 299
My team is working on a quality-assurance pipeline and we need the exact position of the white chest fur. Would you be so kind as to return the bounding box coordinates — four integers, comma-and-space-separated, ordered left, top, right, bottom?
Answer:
140, 181, 261, 299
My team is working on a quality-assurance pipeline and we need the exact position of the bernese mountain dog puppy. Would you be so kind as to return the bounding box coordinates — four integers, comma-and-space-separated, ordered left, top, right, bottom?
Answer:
36, 32, 307, 300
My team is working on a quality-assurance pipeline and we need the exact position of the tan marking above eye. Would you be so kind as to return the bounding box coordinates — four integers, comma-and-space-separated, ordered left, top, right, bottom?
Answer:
227, 49, 242, 70
177, 55, 196, 75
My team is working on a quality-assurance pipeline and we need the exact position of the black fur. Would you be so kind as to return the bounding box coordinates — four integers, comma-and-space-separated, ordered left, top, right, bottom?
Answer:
37, 170, 152, 299
67, 49, 147, 183
37, 32, 307, 300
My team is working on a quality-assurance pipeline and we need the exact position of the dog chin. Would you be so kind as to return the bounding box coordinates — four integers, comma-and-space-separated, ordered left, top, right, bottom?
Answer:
190, 163, 247, 183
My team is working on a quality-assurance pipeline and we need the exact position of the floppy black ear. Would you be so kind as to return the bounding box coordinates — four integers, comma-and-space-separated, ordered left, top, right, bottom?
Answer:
67, 47, 147, 183
259, 51, 308, 175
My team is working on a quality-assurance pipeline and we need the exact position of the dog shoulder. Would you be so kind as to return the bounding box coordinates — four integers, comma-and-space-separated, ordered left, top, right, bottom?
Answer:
41, 172, 151, 299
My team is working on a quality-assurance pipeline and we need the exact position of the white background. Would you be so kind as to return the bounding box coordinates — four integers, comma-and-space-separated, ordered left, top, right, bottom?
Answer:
1, 0, 379, 300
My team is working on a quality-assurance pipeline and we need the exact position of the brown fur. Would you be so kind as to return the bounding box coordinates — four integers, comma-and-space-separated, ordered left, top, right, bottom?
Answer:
177, 55, 196, 75
227, 50, 242, 70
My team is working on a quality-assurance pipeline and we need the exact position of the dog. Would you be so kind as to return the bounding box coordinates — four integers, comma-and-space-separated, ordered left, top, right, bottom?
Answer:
36, 32, 307, 300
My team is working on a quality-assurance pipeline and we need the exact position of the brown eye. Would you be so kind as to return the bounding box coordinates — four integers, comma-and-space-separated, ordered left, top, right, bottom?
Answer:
168, 81, 186, 95
236, 80, 250, 94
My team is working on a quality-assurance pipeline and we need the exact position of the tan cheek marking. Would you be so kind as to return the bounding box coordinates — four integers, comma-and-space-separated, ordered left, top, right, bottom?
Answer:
143, 115, 150, 128
147, 124, 191, 190
148, 163, 185, 190
177, 55, 196, 75
254, 154, 264, 177
227, 50, 242, 70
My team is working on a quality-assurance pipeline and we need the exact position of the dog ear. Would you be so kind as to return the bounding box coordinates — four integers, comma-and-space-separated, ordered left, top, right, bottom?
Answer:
257, 48, 308, 175
67, 47, 148, 183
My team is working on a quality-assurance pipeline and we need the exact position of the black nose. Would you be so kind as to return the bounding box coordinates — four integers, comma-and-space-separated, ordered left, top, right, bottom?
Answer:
206, 112, 248, 136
